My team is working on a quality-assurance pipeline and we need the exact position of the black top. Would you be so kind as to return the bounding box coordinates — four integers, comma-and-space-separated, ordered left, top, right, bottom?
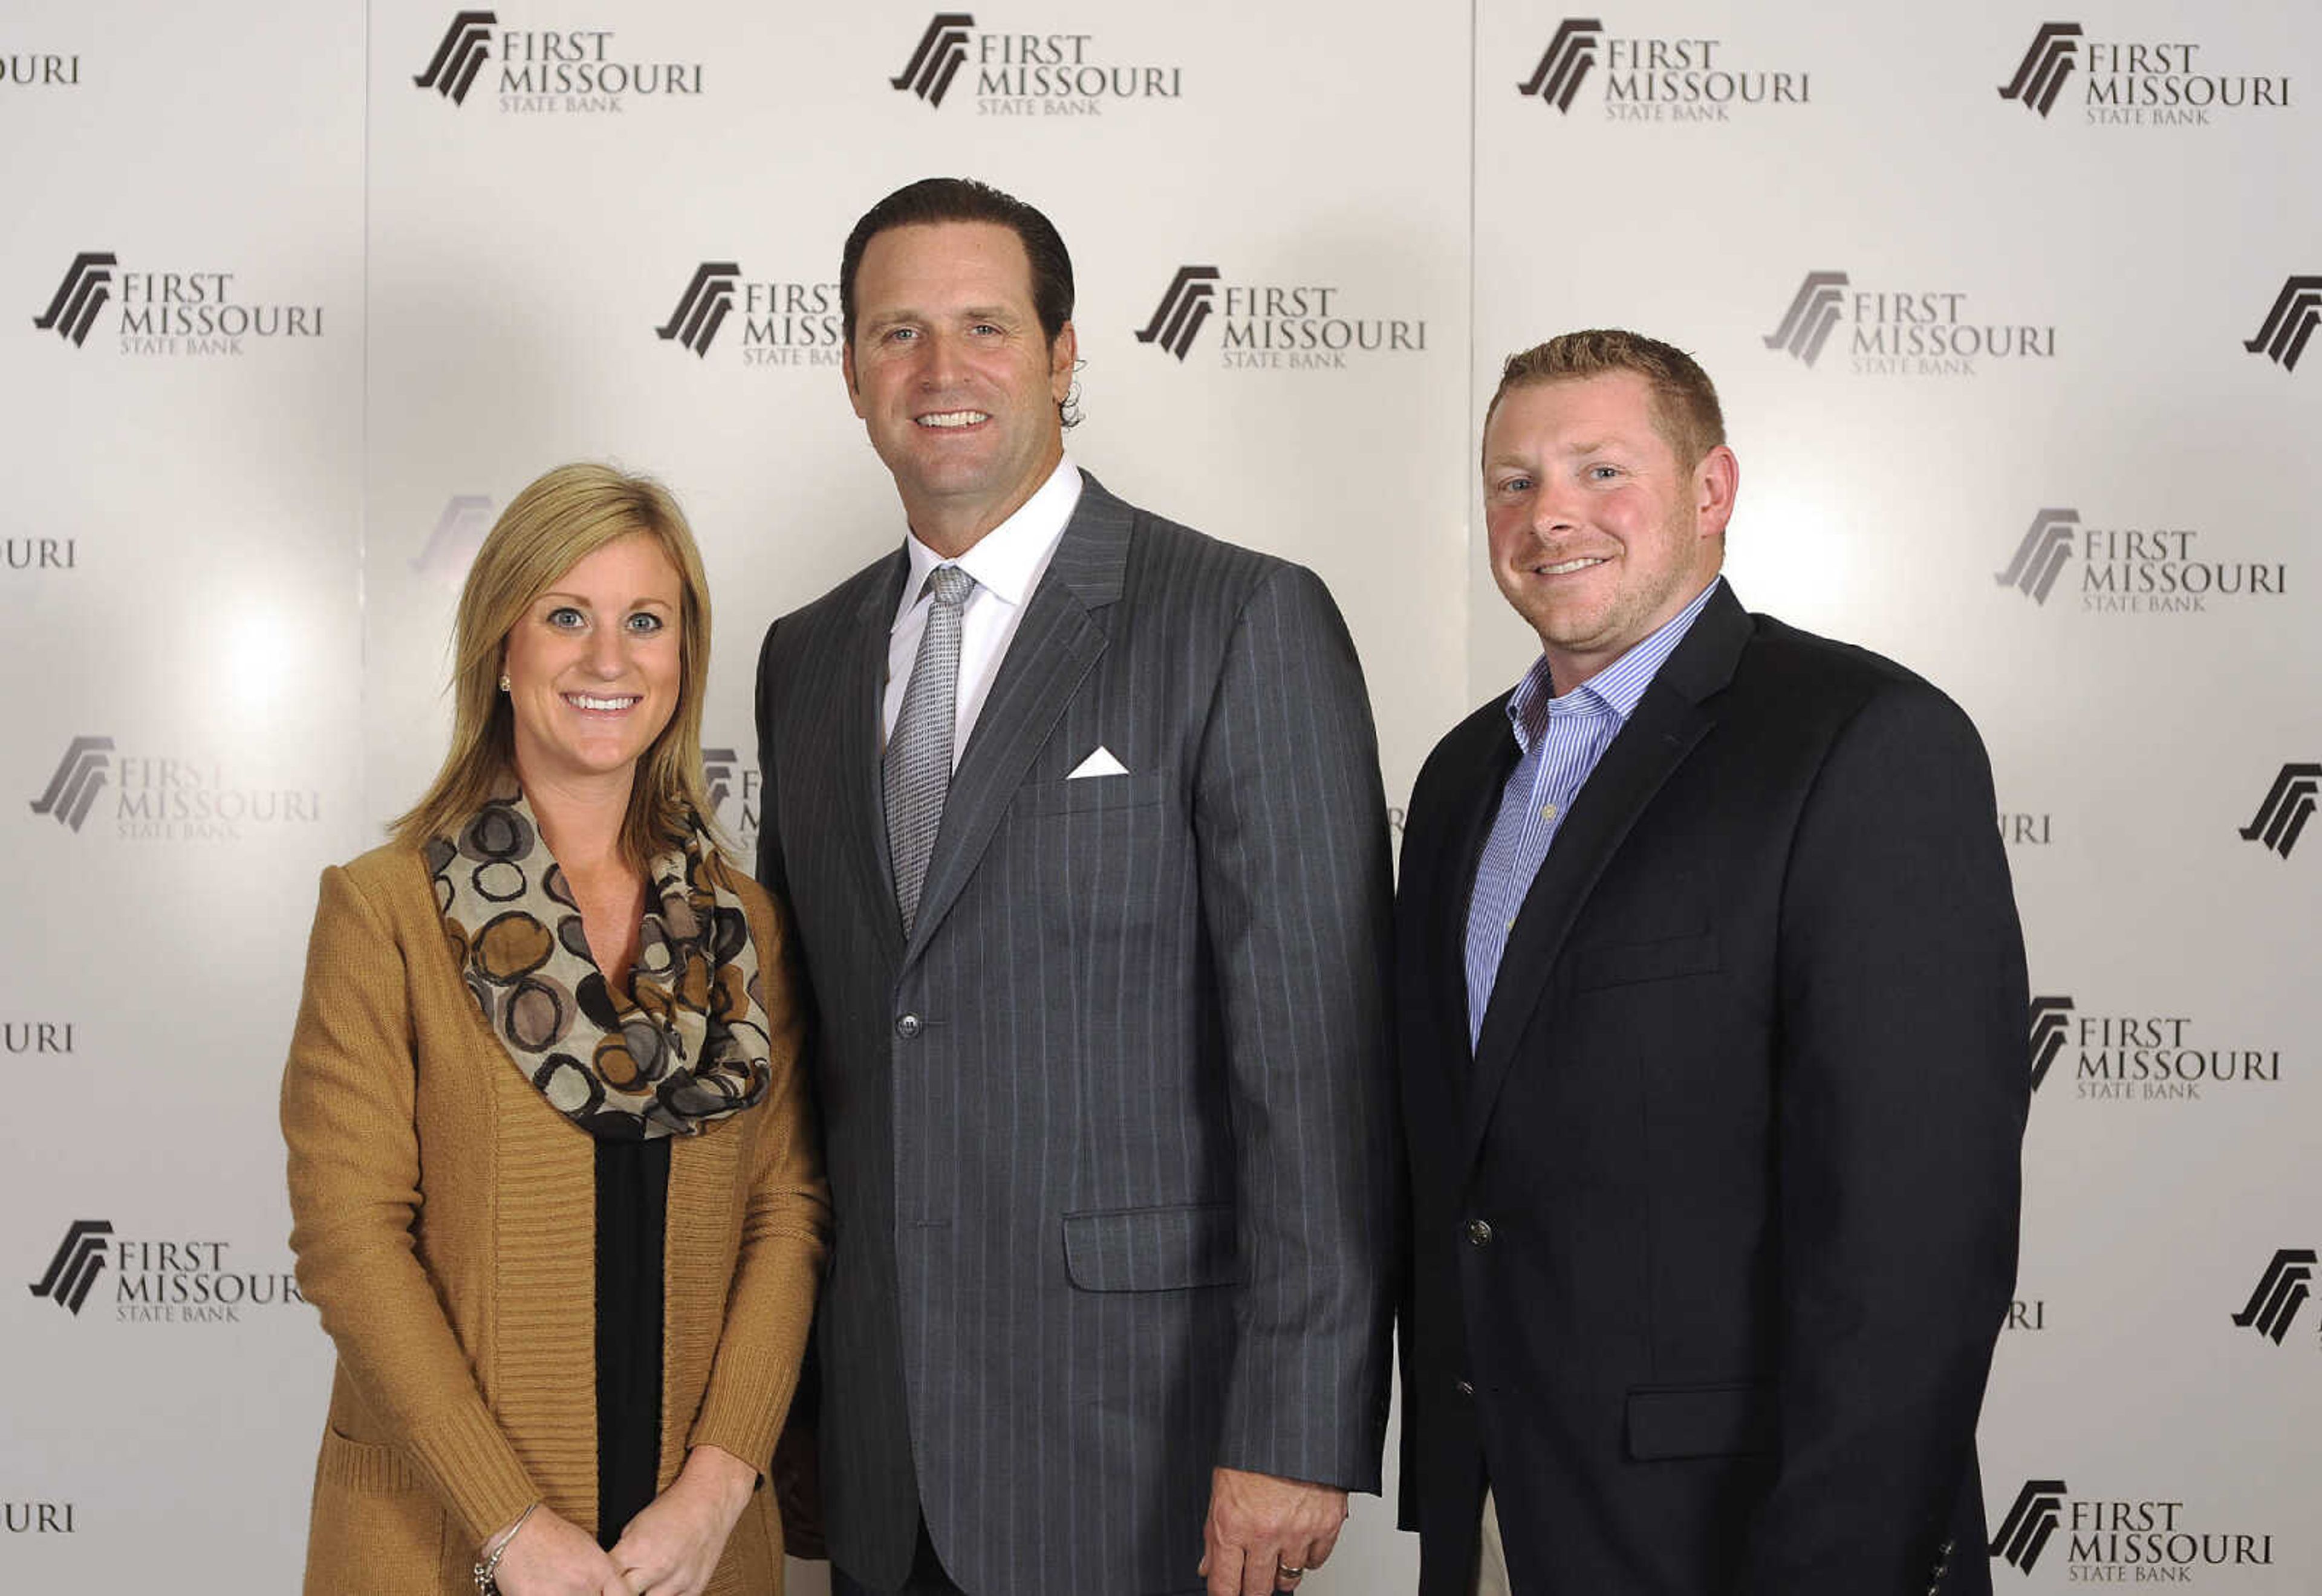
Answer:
594, 1136, 669, 1549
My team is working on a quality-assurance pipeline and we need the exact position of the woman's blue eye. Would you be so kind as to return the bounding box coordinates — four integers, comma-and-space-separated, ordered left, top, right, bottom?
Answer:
547, 606, 585, 629
626, 612, 665, 634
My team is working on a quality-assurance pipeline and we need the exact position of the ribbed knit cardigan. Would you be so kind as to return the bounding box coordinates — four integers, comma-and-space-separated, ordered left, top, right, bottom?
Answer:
282, 840, 827, 1595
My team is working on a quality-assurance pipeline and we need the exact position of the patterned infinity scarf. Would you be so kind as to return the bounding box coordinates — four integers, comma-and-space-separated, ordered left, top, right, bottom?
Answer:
428, 790, 772, 1140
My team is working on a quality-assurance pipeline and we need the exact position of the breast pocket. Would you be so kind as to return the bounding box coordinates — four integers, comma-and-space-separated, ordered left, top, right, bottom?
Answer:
1573, 931, 1721, 991
1005, 774, 1176, 952
1009, 772, 1168, 817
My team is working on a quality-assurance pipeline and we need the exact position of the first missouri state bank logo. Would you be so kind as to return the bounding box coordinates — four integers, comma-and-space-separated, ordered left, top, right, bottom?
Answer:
1988, 1479, 2274, 1577
888, 13, 1183, 114
1992, 505, 2289, 614
1763, 270, 2055, 376
1998, 22, 2289, 125
1516, 19, 1600, 111
700, 745, 760, 855
413, 10, 704, 112
26, 735, 322, 841
1515, 17, 1808, 120
2239, 764, 2318, 860
1991, 1479, 2067, 1572
415, 10, 496, 103
1135, 264, 1426, 369
27, 736, 112, 832
25, 1218, 302, 1325
2026, 996, 2073, 1091
1997, 24, 2081, 116
655, 262, 841, 365
2024, 991, 2283, 1103
658, 263, 737, 355
2231, 1248, 2315, 1344
1136, 267, 1219, 360
1994, 510, 2075, 605
30, 251, 113, 346
891, 13, 974, 105
27, 1220, 112, 1316
28, 251, 324, 355
2246, 277, 2320, 374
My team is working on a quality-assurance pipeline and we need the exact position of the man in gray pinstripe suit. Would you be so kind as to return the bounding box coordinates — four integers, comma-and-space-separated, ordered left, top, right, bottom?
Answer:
755, 178, 1397, 1596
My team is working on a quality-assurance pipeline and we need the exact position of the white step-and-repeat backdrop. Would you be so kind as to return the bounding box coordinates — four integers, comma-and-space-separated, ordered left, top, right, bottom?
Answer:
5, 1, 2315, 1589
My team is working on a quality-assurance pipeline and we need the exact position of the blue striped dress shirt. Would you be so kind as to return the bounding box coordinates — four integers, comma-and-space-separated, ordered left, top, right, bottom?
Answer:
1464, 577, 1724, 1048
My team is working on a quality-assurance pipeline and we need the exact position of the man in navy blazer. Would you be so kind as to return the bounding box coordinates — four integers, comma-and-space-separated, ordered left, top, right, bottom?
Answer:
1395, 329, 2028, 1595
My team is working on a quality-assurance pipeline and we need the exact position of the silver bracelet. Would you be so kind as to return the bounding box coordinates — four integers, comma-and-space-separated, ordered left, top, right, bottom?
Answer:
473, 1500, 539, 1595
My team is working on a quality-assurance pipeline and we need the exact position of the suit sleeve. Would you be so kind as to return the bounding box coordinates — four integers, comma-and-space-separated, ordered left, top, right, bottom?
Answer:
1192, 562, 1399, 1493
1740, 683, 2029, 1593
281, 864, 539, 1548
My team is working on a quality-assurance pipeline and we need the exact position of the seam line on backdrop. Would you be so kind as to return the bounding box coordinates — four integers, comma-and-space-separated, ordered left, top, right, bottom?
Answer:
1465, 0, 1480, 704
360, 0, 374, 829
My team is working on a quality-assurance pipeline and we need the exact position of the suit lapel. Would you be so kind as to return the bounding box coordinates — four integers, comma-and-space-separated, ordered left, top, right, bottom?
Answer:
900, 473, 1132, 965
844, 551, 911, 962
1457, 585, 1755, 1176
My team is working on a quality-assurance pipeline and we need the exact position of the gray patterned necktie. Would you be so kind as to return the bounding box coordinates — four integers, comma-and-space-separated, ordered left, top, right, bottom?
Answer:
885, 564, 976, 935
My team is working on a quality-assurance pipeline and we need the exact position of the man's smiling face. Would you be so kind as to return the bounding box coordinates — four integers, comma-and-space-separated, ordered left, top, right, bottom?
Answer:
843, 220, 1075, 553
1481, 368, 1734, 688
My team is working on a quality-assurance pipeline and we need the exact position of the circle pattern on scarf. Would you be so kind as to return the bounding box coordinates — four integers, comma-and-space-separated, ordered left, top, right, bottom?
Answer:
434, 790, 773, 1141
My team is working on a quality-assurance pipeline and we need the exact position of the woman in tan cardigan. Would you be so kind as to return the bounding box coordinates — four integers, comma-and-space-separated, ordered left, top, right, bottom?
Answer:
283, 464, 827, 1595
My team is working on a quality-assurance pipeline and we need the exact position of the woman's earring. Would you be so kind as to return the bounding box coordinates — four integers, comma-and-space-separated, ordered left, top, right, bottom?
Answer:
498, 673, 512, 692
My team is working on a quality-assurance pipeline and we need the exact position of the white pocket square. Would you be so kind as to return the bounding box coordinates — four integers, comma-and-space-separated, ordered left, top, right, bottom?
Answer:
1067, 746, 1130, 779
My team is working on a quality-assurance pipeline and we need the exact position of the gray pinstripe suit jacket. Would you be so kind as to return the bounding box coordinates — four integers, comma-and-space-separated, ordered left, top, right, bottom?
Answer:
753, 473, 1397, 1595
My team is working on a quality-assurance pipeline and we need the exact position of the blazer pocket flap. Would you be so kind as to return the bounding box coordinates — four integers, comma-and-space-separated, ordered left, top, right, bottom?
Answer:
1063, 1202, 1239, 1291
1625, 1383, 1777, 1461
1012, 772, 1168, 817
1574, 931, 1720, 990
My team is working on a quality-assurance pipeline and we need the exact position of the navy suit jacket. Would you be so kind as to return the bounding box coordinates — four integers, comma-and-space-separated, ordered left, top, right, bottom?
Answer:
1395, 582, 2028, 1596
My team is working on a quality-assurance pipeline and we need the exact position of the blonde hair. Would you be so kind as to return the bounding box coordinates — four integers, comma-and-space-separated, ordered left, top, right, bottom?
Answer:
391, 462, 722, 868
1484, 328, 1727, 469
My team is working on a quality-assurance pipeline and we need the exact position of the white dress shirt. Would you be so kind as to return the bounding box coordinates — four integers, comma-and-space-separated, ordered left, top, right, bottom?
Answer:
882, 455, 1084, 767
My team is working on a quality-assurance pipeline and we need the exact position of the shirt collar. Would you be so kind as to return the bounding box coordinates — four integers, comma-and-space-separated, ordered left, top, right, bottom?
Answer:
1506, 575, 1724, 747
899, 453, 1083, 618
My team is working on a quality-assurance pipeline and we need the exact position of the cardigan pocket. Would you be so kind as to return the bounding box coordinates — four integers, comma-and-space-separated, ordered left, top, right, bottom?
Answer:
305, 1426, 447, 1594
319, 1423, 421, 1491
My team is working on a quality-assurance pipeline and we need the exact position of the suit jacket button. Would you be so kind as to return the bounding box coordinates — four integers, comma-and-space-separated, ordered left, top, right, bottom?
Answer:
1465, 1218, 1494, 1248
1455, 1378, 1475, 1398
895, 1013, 923, 1039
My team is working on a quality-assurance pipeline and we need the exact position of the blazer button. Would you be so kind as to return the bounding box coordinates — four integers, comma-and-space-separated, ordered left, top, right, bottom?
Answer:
895, 1013, 923, 1039
1454, 1378, 1475, 1398
1465, 1218, 1494, 1248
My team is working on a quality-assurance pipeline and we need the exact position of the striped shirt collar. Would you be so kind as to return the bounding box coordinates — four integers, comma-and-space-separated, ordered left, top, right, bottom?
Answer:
1506, 576, 1723, 748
